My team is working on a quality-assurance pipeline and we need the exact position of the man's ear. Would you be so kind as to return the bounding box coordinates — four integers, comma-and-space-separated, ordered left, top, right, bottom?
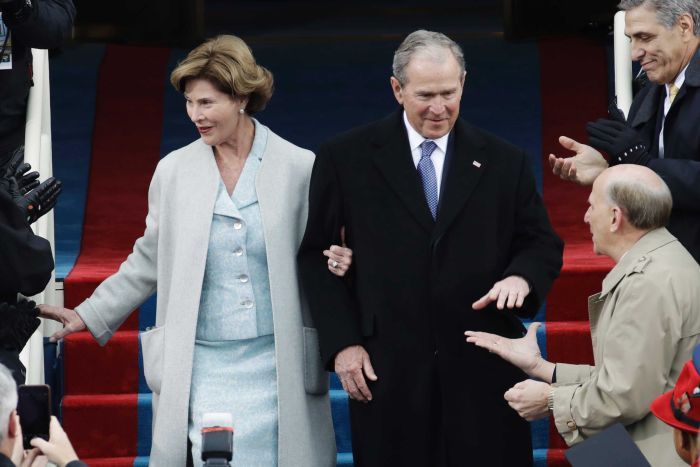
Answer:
7, 410, 18, 439
678, 13, 695, 39
461, 70, 467, 87
610, 206, 623, 232
390, 76, 403, 105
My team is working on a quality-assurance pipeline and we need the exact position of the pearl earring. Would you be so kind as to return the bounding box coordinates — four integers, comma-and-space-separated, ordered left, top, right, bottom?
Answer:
239, 108, 245, 114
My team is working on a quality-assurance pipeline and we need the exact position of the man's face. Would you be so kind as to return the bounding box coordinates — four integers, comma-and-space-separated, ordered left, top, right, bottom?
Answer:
625, 4, 692, 84
584, 175, 614, 257
391, 50, 465, 139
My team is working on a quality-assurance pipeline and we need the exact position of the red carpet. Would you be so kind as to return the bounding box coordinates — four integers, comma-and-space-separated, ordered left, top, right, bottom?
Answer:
539, 38, 613, 456
61, 44, 171, 462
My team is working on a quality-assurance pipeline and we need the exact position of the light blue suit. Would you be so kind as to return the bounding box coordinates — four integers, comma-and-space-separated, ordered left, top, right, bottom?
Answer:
189, 122, 278, 466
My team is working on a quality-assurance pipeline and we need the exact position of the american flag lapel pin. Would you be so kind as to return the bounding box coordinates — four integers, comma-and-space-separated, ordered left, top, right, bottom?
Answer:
472, 160, 482, 168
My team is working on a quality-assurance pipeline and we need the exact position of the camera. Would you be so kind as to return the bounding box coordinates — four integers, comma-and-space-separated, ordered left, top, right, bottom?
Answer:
201, 412, 234, 467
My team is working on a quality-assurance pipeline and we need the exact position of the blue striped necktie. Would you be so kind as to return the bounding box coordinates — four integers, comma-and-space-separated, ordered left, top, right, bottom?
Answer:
417, 140, 438, 219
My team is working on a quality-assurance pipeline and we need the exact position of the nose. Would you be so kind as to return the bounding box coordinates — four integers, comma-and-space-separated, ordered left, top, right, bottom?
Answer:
189, 105, 202, 123
429, 97, 446, 115
584, 207, 591, 224
630, 42, 644, 62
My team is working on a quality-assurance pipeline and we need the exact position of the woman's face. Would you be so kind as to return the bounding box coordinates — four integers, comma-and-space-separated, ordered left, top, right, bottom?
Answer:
184, 78, 246, 146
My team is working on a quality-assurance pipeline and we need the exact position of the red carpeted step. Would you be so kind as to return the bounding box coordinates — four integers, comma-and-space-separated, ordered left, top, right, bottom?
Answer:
64, 331, 140, 394
546, 321, 594, 366
547, 242, 613, 322
62, 394, 138, 459
538, 38, 613, 324
80, 458, 139, 467
547, 448, 570, 466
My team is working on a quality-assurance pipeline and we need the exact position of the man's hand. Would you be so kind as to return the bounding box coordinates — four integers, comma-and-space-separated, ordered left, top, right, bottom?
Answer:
548, 136, 608, 186
335, 345, 378, 403
465, 323, 554, 381
504, 379, 551, 421
30, 416, 80, 467
472, 275, 530, 310
37, 305, 86, 342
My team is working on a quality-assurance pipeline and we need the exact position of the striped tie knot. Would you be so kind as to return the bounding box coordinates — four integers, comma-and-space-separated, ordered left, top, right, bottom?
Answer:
421, 140, 437, 158
669, 83, 680, 104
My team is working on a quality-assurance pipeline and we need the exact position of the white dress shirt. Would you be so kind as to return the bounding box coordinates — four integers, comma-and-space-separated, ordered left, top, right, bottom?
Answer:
403, 111, 450, 199
659, 63, 688, 158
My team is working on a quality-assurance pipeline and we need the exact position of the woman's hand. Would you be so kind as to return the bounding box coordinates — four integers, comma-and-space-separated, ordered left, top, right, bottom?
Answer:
465, 322, 555, 382
37, 305, 86, 342
324, 245, 352, 277
325, 226, 353, 277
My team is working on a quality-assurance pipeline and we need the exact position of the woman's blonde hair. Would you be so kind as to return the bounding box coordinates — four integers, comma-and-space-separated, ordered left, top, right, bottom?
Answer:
170, 35, 274, 114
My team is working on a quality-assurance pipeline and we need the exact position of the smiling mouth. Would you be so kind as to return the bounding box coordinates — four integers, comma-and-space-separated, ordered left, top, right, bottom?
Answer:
198, 127, 212, 134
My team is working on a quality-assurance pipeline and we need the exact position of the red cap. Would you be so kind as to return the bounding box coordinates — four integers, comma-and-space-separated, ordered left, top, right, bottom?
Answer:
650, 348, 700, 434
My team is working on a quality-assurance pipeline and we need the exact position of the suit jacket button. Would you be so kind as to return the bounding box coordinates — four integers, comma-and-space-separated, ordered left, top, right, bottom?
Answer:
566, 420, 577, 430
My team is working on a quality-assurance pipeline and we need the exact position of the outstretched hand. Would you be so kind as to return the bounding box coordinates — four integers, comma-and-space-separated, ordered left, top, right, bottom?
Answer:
465, 322, 554, 382
37, 305, 86, 342
548, 136, 608, 186
472, 275, 530, 310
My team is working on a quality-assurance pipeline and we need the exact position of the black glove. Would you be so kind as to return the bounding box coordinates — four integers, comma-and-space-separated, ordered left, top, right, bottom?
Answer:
586, 106, 650, 166
14, 176, 63, 224
0, 300, 41, 352
1, 147, 40, 195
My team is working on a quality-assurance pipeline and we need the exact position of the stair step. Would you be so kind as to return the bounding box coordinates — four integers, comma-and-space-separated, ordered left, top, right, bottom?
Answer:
548, 243, 613, 322
62, 394, 152, 459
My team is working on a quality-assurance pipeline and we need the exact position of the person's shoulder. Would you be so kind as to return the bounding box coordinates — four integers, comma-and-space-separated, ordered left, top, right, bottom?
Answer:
158, 139, 208, 169
454, 120, 527, 174
322, 112, 399, 150
265, 126, 314, 162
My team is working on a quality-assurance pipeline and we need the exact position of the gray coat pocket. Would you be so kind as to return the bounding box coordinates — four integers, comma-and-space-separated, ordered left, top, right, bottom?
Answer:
140, 326, 165, 395
303, 327, 329, 395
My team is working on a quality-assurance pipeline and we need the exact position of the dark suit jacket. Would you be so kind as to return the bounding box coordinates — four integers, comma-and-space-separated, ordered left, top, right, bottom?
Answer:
628, 46, 700, 262
299, 111, 562, 464
299, 111, 563, 366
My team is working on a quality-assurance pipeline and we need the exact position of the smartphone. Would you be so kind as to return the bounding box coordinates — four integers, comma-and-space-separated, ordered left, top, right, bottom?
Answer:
17, 384, 51, 449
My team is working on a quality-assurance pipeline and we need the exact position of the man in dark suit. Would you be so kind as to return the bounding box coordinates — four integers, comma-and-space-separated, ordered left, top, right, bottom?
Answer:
550, 0, 700, 263
299, 30, 563, 466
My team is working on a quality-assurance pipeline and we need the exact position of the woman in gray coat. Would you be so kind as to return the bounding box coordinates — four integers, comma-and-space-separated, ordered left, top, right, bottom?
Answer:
40, 35, 350, 466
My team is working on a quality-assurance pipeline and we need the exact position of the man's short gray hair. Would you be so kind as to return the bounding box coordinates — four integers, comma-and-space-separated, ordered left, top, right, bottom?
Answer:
606, 176, 673, 230
392, 30, 466, 86
619, 0, 700, 35
0, 364, 17, 443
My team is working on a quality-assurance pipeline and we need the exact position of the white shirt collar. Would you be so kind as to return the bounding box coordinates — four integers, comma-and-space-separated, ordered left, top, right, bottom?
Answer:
403, 111, 450, 154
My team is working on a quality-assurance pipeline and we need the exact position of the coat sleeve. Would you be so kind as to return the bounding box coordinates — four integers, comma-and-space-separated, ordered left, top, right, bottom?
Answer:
297, 144, 361, 369
75, 163, 162, 346
0, 189, 53, 297
3, 0, 75, 49
502, 150, 564, 317
551, 274, 681, 445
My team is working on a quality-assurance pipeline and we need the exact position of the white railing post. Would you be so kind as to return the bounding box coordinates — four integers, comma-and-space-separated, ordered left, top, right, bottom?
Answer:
614, 11, 633, 118
20, 48, 58, 384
